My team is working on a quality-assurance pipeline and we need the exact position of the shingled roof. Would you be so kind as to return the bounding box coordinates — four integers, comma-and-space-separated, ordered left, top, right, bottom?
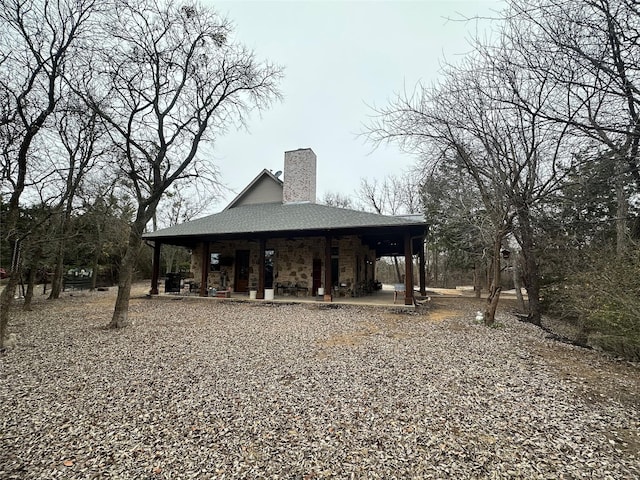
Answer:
144, 202, 426, 243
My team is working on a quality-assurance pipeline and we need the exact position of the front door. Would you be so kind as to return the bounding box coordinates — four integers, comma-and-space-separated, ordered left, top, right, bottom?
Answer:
312, 258, 322, 295
234, 250, 250, 292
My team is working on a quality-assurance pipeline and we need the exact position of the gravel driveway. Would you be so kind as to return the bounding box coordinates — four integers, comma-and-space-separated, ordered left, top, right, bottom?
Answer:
1, 287, 638, 479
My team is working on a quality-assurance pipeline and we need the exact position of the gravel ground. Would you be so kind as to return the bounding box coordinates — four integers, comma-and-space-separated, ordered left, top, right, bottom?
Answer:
1, 287, 639, 479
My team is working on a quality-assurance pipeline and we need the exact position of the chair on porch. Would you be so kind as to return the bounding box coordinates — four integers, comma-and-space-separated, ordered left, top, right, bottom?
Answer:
277, 281, 295, 296
295, 281, 309, 296
393, 283, 406, 304
215, 287, 232, 298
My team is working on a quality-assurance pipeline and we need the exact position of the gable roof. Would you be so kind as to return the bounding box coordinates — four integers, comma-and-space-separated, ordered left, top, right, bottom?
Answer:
224, 169, 283, 210
145, 202, 426, 241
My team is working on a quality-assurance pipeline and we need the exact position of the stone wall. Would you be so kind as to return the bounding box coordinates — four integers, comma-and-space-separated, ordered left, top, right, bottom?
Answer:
191, 240, 255, 291
268, 237, 320, 287
190, 235, 377, 296
333, 237, 376, 289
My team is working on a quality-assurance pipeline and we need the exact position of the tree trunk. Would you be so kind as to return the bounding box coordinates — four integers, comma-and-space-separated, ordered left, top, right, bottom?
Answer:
523, 259, 542, 326
91, 219, 104, 291
0, 274, 19, 348
615, 159, 628, 258
165, 246, 177, 274
393, 256, 403, 283
432, 245, 438, 286
110, 254, 135, 328
474, 259, 482, 298
49, 236, 65, 299
512, 251, 526, 313
91, 250, 100, 291
484, 233, 503, 326
0, 239, 21, 348
49, 205, 75, 299
23, 249, 41, 311
109, 222, 144, 329
517, 204, 542, 326
485, 284, 501, 327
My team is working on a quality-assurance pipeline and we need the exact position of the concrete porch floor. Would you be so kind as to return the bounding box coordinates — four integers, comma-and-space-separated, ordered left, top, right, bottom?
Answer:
156, 283, 525, 309
265, 286, 415, 308
161, 286, 414, 308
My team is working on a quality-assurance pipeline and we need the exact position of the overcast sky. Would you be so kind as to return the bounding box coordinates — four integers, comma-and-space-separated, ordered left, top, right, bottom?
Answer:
203, 0, 503, 209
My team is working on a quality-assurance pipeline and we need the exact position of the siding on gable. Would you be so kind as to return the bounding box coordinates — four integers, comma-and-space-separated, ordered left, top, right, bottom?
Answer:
232, 176, 283, 207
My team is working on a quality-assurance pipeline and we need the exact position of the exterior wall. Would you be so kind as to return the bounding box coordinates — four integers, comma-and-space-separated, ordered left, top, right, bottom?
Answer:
283, 148, 316, 204
333, 236, 376, 289
268, 237, 322, 288
191, 240, 255, 291
189, 234, 377, 296
270, 236, 376, 290
233, 176, 283, 207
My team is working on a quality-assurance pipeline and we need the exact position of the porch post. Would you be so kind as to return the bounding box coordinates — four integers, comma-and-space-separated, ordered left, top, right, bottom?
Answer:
150, 241, 161, 295
324, 234, 332, 301
404, 232, 413, 305
257, 238, 265, 299
199, 242, 209, 297
419, 236, 426, 296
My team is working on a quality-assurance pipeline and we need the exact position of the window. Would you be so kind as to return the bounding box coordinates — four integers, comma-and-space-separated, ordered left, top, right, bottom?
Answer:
210, 253, 220, 272
265, 249, 275, 288
331, 246, 339, 287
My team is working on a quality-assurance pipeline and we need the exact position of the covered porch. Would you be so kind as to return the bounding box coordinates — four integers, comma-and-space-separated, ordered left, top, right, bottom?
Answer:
143, 202, 428, 306
148, 227, 427, 306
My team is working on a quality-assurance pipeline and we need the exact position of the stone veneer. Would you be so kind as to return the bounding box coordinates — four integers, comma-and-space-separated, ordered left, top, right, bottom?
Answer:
190, 235, 376, 295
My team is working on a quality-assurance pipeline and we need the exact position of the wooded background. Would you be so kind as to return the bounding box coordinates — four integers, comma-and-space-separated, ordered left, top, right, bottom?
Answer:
2, 0, 638, 358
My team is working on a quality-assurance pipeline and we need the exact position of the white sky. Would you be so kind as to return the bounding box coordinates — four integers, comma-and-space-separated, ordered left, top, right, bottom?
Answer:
203, 0, 503, 209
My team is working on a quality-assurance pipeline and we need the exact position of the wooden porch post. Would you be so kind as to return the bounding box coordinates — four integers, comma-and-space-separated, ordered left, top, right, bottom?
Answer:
199, 242, 209, 297
419, 237, 426, 296
404, 232, 413, 305
150, 241, 161, 295
257, 238, 265, 299
324, 235, 332, 302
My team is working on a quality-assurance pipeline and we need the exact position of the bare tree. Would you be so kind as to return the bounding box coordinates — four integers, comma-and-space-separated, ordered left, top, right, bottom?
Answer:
505, 0, 640, 257
358, 177, 402, 215
75, 182, 134, 290
80, 0, 282, 328
321, 191, 354, 209
156, 185, 220, 273
47, 103, 108, 299
357, 173, 423, 215
367, 3, 587, 326
0, 0, 97, 348
422, 161, 489, 295
357, 174, 421, 282
367, 78, 516, 324
398, 170, 424, 215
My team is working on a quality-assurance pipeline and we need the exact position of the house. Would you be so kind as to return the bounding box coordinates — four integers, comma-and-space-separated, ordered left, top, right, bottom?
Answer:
143, 148, 428, 305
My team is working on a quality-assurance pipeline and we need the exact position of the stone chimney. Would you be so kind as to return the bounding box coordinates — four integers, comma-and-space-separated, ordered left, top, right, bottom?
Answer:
283, 148, 316, 204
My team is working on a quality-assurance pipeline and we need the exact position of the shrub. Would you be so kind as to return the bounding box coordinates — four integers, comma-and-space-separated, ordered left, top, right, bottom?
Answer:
543, 248, 640, 360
